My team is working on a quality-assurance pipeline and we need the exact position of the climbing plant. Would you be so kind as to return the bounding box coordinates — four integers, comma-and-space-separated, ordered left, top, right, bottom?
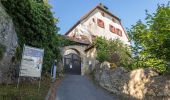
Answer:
1, 0, 60, 73
94, 37, 132, 69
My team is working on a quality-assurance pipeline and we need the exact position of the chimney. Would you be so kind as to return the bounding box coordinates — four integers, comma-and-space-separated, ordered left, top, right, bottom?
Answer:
99, 3, 108, 10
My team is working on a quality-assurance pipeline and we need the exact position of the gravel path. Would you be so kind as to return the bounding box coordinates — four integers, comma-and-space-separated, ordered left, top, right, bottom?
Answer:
56, 75, 118, 100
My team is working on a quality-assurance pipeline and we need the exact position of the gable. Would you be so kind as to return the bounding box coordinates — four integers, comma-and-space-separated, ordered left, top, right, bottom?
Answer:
65, 5, 130, 45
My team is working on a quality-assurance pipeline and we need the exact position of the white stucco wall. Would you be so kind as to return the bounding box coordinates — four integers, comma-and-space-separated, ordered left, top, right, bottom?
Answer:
67, 8, 130, 45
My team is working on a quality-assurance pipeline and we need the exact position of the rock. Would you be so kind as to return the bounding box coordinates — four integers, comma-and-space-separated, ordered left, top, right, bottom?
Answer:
94, 61, 170, 99
0, 70, 2, 82
0, 2, 18, 84
57, 61, 64, 77
94, 61, 128, 95
146, 75, 170, 97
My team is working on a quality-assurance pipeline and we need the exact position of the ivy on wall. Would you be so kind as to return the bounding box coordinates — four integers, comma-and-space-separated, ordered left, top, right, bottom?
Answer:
1, 0, 60, 73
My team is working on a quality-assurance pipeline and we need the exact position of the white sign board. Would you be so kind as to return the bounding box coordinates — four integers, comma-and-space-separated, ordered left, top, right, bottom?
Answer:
20, 45, 44, 77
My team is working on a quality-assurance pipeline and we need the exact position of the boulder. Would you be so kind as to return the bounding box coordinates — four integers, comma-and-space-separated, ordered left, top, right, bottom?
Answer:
94, 61, 128, 95
94, 61, 170, 99
124, 68, 158, 99
146, 75, 170, 97
0, 2, 18, 84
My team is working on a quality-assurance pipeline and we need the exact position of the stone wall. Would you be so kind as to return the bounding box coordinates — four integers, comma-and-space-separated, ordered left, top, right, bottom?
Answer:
85, 47, 97, 73
61, 45, 87, 75
94, 61, 170, 99
0, 2, 18, 84
61, 45, 98, 75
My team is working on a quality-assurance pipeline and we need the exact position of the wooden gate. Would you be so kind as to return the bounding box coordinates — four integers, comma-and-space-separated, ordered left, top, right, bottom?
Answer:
64, 53, 81, 75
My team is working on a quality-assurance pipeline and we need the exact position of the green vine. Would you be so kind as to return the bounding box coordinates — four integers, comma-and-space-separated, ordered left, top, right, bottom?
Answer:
1, 0, 60, 73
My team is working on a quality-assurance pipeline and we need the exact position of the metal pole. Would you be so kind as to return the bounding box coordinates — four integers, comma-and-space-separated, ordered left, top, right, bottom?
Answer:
17, 75, 20, 88
38, 77, 41, 94
17, 44, 25, 88
38, 48, 44, 94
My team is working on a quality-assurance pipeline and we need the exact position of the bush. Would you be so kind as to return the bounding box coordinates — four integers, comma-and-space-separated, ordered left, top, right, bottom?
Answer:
94, 37, 132, 69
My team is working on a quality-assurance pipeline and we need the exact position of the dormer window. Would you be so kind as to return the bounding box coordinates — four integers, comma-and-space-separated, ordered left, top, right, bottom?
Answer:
101, 12, 105, 17
97, 19, 104, 28
109, 24, 116, 33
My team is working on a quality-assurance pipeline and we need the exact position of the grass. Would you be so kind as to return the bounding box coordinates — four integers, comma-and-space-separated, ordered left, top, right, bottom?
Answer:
0, 76, 51, 100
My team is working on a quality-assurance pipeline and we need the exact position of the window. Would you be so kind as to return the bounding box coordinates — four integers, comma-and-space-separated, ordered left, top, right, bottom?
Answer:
112, 18, 119, 24
97, 19, 104, 28
119, 30, 122, 36
112, 18, 120, 25
116, 28, 122, 36
109, 24, 116, 33
92, 18, 95, 23
73, 34, 76, 37
92, 35, 96, 40
101, 12, 105, 17
112, 18, 116, 22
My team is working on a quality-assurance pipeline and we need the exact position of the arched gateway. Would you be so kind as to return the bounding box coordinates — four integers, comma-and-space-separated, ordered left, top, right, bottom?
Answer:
64, 49, 81, 75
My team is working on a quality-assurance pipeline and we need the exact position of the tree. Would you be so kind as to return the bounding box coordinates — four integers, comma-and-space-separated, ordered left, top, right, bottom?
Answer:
128, 3, 170, 73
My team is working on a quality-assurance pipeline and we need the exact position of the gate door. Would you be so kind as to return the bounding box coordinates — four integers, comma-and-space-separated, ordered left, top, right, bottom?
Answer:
64, 53, 81, 75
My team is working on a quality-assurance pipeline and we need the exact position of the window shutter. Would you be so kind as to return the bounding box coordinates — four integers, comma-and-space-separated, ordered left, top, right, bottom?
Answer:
116, 29, 122, 37
115, 28, 118, 35
119, 30, 122, 36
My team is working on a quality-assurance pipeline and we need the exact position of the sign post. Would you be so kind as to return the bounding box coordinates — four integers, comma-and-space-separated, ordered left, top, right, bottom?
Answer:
17, 45, 44, 92
51, 60, 57, 82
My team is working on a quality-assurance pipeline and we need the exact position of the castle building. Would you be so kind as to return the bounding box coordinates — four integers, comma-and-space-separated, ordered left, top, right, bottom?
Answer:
61, 4, 130, 75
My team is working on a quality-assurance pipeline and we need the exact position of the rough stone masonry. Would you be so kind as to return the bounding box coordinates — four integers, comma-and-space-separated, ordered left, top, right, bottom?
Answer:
0, 2, 18, 84
94, 61, 170, 99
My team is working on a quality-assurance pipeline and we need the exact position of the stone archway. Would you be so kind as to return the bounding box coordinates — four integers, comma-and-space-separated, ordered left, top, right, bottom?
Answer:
63, 49, 81, 75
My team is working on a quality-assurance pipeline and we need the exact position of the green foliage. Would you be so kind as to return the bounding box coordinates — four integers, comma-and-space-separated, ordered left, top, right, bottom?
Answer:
1, 0, 60, 73
94, 37, 132, 69
15, 46, 22, 61
57, 35, 83, 47
0, 44, 6, 60
0, 76, 50, 99
128, 3, 170, 74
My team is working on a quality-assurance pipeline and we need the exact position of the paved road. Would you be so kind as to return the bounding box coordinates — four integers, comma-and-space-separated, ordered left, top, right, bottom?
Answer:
56, 75, 118, 100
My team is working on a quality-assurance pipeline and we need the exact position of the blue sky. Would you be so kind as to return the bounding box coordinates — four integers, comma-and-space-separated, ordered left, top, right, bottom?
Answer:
49, 0, 168, 34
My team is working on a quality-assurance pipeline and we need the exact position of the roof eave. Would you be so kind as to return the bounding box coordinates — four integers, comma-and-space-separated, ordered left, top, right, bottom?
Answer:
64, 4, 120, 36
